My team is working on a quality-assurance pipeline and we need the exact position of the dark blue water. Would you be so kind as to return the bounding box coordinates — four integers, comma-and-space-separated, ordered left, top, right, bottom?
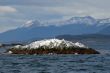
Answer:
0, 40, 110, 73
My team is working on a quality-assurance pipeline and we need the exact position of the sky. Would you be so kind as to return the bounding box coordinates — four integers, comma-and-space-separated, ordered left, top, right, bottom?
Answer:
0, 0, 110, 33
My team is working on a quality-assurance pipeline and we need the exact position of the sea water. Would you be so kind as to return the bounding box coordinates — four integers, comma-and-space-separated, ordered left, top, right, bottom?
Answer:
0, 40, 110, 73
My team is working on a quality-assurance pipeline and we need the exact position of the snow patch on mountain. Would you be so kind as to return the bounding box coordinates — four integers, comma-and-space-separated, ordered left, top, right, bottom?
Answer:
98, 18, 110, 25
66, 16, 97, 25
22, 20, 44, 28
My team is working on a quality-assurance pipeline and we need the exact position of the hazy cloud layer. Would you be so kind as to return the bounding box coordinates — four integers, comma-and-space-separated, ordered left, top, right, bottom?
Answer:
0, 6, 17, 13
0, 0, 110, 32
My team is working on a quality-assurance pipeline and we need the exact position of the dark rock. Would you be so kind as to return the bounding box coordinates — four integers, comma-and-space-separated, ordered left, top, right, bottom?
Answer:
6, 47, 100, 55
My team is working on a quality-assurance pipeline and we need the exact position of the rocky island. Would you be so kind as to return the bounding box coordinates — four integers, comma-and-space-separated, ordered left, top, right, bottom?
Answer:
6, 39, 100, 54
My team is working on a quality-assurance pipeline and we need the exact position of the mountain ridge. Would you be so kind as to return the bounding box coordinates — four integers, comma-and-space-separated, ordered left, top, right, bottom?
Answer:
0, 16, 110, 42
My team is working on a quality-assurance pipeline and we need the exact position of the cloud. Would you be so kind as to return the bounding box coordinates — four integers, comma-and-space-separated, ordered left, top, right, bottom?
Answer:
0, 0, 110, 33
0, 0, 62, 6
0, 0, 110, 19
0, 6, 17, 13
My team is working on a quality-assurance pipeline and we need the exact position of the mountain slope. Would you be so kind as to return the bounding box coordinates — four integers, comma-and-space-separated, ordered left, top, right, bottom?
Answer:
98, 26, 110, 35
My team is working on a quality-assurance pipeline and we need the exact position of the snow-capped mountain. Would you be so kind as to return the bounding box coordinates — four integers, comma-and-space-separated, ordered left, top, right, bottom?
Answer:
14, 39, 87, 49
22, 20, 43, 28
0, 16, 110, 42
48, 16, 98, 26
22, 16, 109, 27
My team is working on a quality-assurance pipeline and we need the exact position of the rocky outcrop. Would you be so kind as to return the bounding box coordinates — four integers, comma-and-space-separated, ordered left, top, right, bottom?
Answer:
6, 39, 100, 55
7, 47, 99, 55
